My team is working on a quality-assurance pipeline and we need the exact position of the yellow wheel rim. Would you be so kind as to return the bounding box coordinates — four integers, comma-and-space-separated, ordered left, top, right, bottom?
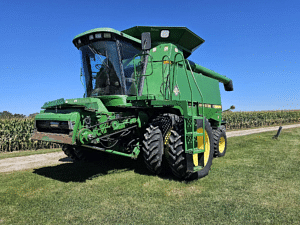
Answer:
219, 136, 226, 153
194, 128, 210, 167
193, 153, 198, 167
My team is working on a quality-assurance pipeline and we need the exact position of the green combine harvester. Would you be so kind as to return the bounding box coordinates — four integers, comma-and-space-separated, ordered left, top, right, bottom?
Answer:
31, 26, 234, 180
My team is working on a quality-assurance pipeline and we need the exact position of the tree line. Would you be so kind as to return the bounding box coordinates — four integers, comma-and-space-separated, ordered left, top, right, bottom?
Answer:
0, 111, 38, 119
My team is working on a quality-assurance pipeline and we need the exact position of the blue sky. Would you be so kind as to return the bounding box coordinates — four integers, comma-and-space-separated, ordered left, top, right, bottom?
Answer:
1, 0, 299, 116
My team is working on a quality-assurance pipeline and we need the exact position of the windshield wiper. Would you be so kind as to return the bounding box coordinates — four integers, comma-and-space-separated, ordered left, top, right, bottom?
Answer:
88, 44, 100, 55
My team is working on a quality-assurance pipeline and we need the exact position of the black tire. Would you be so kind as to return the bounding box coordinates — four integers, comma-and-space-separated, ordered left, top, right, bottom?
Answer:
167, 117, 187, 178
142, 124, 164, 174
73, 146, 107, 162
213, 125, 227, 157
167, 117, 214, 180
62, 144, 79, 161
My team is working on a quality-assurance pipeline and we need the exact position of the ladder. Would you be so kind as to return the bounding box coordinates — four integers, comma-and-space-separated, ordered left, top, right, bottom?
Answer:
173, 53, 206, 172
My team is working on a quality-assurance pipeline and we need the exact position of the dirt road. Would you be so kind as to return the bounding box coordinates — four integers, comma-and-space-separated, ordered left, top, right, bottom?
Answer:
0, 152, 71, 173
1, 124, 300, 173
226, 123, 300, 137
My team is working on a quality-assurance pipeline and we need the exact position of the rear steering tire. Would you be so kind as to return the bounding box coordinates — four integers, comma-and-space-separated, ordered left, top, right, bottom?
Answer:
213, 125, 227, 157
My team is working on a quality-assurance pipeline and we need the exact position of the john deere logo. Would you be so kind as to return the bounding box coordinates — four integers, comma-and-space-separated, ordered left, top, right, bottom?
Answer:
173, 85, 180, 96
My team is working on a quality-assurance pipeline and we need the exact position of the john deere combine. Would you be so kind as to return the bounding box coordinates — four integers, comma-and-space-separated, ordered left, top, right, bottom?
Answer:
31, 26, 233, 180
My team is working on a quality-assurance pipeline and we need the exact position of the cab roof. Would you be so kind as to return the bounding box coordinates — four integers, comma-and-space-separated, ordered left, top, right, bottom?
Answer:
122, 26, 205, 57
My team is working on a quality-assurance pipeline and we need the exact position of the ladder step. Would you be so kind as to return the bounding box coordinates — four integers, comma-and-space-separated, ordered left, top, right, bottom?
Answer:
186, 148, 205, 154
186, 132, 204, 137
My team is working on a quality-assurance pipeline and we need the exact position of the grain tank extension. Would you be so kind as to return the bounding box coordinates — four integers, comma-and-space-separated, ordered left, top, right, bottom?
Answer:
31, 26, 233, 180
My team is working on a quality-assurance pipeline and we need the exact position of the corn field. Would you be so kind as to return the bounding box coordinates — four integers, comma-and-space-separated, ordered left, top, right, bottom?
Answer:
223, 109, 300, 130
1, 110, 300, 152
0, 118, 61, 152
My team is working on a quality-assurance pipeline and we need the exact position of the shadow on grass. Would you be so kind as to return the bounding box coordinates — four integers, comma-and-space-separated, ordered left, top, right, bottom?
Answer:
33, 153, 181, 182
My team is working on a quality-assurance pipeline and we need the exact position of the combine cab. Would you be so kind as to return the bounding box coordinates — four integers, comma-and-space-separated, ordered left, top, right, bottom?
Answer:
32, 26, 233, 180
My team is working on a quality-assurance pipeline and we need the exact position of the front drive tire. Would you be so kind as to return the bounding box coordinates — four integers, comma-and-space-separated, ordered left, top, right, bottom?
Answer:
142, 125, 164, 174
213, 125, 227, 157
167, 117, 214, 180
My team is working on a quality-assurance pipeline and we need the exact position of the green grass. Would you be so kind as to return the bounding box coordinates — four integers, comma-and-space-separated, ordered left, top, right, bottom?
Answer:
0, 148, 61, 160
0, 128, 300, 224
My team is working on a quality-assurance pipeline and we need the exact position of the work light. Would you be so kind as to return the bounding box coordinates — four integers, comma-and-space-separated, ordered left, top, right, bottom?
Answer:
103, 33, 111, 38
161, 30, 169, 38
95, 33, 102, 38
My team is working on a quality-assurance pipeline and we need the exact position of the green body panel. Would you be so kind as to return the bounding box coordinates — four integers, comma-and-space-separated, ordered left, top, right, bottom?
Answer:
32, 26, 233, 172
42, 97, 108, 112
98, 95, 132, 107
126, 42, 221, 105
150, 100, 221, 120
172, 63, 222, 105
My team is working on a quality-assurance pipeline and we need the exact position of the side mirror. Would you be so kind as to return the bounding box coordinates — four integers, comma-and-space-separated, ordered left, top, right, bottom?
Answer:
222, 105, 235, 113
141, 32, 151, 50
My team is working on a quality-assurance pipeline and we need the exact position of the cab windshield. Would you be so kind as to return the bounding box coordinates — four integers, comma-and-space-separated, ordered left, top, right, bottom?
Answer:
80, 40, 141, 97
